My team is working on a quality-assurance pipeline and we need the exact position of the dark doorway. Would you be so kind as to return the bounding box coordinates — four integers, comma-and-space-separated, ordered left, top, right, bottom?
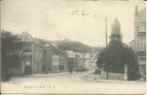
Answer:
24, 66, 32, 75
68, 58, 74, 73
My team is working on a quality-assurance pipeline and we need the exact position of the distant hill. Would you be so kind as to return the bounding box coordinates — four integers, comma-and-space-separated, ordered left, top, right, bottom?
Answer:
52, 40, 96, 53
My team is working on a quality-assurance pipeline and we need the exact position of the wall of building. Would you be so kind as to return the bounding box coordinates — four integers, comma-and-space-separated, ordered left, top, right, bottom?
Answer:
22, 42, 33, 75
129, 7, 146, 80
74, 53, 83, 71
7, 31, 93, 76
59, 56, 68, 72
32, 40, 44, 74
108, 72, 124, 80
42, 47, 52, 74
51, 55, 60, 73
102, 71, 127, 80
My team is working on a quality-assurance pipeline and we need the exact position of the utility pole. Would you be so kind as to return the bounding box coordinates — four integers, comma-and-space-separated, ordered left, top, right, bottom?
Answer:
105, 17, 109, 79
105, 17, 108, 47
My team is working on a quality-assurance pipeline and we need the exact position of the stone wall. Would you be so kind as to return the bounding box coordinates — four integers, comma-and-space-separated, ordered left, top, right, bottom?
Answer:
102, 71, 124, 80
108, 72, 124, 80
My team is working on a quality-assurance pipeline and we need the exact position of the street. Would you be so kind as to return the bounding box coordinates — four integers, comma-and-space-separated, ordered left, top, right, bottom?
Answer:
1, 71, 146, 94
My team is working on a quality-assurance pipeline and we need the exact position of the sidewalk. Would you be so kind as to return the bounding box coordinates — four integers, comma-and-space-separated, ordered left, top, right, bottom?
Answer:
84, 73, 145, 84
24, 72, 69, 78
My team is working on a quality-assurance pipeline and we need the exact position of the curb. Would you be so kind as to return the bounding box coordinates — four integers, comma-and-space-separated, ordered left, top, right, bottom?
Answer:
24, 72, 69, 78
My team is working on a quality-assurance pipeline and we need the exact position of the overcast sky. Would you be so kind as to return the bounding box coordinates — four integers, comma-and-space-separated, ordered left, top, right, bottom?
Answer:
1, 0, 145, 47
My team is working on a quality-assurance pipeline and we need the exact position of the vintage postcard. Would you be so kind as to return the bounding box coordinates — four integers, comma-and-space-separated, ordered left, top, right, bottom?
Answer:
1, 0, 146, 94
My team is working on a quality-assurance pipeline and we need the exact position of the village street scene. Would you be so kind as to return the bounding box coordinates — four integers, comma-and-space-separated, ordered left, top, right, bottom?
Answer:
1, 0, 146, 94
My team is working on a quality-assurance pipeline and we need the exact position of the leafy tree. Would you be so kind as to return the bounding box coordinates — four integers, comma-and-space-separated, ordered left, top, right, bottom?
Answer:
96, 19, 139, 80
56, 40, 92, 53
1, 31, 22, 81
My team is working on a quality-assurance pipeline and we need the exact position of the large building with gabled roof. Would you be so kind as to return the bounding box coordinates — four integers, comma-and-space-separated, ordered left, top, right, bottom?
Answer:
129, 6, 146, 80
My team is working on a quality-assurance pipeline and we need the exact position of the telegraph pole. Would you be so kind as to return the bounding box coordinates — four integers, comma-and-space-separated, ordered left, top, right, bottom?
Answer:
105, 17, 109, 79
105, 17, 108, 47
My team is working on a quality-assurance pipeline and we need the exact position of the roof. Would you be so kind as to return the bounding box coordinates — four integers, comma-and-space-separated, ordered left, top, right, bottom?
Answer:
1, 31, 12, 38
129, 40, 135, 45
18, 32, 34, 42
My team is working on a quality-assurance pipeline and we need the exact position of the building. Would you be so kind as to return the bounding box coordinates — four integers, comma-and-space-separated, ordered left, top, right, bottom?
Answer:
1, 31, 43, 76
74, 52, 84, 71
18, 32, 35, 75
66, 51, 92, 72
19, 32, 45, 75
2, 31, 93, 76
42, 43, 52, 73
42, 42, 68, 73
83, 53, 91, 70
129, 6, 146, 80
51, 43, 68, 73
33, 38, 44, 74
59, 55, 68, 72
19, 32, 69, 74
66, 51, 76, 73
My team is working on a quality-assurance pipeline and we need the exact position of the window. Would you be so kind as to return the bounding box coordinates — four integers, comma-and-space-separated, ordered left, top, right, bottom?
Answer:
23, 49, 31, 52
137, 32, 146, 37
139, 26, 145, 32
140, 57, 146, 61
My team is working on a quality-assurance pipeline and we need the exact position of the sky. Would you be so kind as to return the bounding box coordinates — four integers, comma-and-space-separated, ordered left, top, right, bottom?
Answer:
1, 0, 146, 47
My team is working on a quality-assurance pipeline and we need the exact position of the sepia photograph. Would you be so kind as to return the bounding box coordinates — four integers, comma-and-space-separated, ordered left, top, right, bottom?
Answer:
1, 0, 146, 94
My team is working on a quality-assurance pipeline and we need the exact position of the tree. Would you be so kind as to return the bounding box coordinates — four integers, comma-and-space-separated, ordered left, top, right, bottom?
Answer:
96, 18, 139, 80
56, 40, 92, 53
1, 31, 23, 81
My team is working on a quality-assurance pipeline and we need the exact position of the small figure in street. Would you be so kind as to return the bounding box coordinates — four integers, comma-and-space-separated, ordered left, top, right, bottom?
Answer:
68, 64, 74, 74
68, 58, 74, 74
69, 68, 73, 74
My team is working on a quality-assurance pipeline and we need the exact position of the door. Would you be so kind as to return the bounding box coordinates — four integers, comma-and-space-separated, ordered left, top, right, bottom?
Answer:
24, 66, 32, 75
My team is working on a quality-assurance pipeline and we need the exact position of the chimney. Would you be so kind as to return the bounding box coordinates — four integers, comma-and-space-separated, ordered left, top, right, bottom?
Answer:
135, 6, 138, 15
